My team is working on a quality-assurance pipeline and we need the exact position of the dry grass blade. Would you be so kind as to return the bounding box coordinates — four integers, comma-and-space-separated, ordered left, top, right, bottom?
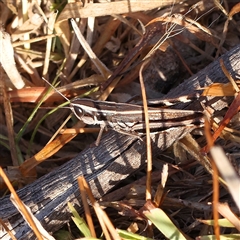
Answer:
12, 34, 58, 47
79, 176, 121, 240
59, 128, 100, 134
211, 158, 220, 240
0, 167, 44, 240
178, 134, 212, 175
201, 83, 237, 96
42, 11, 58, 78
213, 0, 228, 17
21, 0, 29, 49
47, 114, 72, 144
139, 60, 152, 201
211, 146, 240, 211
14, 53, 42, 86
215, 1, 240, 57
0, 69, 19, 166
57, 1, 183, 20
71, 19, 111, 79
0, 218, 17, 240
153, 164, 168, 207
10, 195, 55, 240
217, 203, 240, 231
202, 60, 240, 153
77, 176, 96, 238
19, 121, 85, 176
147, 15, 219, 47
220, 59, 240, 93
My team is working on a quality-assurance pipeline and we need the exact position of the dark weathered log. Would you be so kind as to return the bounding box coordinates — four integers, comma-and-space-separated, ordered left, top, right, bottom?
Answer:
164, 45, 240, 101
0, 44, 240, 239
0, 126, 195, 240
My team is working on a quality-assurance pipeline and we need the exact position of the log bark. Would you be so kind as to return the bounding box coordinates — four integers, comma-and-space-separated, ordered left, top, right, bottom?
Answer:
0, 44, 240, 239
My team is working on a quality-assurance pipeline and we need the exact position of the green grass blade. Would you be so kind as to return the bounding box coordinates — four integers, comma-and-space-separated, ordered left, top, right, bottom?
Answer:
68, 202, 91, 237
144, 208, 187, 240
197, 234, 240, 240
117, 229, 154, 240
198, 218, 238, 228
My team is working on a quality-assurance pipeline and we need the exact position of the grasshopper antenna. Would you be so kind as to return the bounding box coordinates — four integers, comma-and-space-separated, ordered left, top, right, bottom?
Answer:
42, 77, 71, 103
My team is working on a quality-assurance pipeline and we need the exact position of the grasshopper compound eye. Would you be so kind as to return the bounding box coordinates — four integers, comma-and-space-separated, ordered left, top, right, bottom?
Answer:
70, 100, 99, 125
71, 104, 85, 121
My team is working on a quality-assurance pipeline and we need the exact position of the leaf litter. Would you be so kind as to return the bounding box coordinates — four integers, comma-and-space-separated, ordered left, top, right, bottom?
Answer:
0, 0, 240, 239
